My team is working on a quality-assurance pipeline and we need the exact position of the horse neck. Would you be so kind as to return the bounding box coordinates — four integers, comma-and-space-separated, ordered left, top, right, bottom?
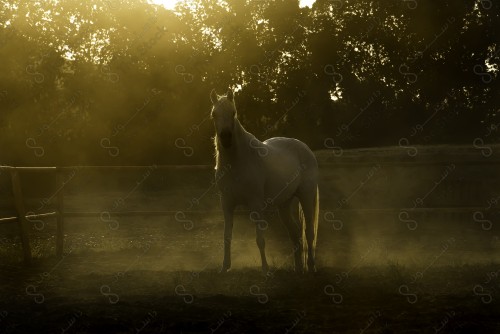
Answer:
215, 118, 261, 168
234, 118, 256, 148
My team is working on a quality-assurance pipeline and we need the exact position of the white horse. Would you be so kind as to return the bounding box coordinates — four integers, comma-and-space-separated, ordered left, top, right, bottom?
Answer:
210, 88, 319, 273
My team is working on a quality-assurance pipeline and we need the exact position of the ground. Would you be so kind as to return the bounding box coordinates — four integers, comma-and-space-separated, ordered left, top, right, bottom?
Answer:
1, 216, 500, 333
1, 258, 500, 333
1, 145, 500, 332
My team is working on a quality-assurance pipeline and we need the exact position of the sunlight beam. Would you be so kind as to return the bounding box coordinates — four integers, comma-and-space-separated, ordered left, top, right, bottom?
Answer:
148, 0, 180, 10
299, 0, 316, 8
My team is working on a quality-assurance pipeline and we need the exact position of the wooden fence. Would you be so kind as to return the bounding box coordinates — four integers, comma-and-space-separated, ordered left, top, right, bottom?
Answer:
0, 165, 214, 264
1, 155, 499, 265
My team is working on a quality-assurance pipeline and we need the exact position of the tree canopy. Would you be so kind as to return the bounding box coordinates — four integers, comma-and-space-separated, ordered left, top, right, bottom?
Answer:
0, 0, 498, 165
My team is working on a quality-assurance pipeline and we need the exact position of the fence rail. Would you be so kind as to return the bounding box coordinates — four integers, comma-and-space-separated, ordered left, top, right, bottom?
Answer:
0, 211, 57, 223
2, 160, 500, 171
1, 159, 499, 265
0, 165, 214, 171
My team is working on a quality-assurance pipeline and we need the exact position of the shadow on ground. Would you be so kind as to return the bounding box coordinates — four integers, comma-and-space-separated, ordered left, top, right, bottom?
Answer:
1, 251, 499, 333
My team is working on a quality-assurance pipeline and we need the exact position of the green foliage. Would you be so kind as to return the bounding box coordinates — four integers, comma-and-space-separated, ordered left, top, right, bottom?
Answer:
0, 0, 498, 165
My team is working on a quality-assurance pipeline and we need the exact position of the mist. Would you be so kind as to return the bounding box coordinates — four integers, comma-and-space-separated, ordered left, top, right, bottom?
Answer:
1, 0, 500, 333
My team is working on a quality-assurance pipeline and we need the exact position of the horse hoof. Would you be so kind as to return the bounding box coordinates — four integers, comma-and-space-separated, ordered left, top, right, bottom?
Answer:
295, 269, 305, 275
219, 266, 231, 273
265, 271, 274, 279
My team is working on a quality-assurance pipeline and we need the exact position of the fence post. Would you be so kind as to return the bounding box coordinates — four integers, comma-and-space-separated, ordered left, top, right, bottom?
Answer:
56, 167, 65, 258
9, 167, 32, 265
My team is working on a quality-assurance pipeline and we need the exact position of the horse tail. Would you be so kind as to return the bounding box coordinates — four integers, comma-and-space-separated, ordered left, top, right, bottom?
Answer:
313, 186, 319, 251
299, 202, 307, 270
299, 185, 319, 271
310, 186, 319, 258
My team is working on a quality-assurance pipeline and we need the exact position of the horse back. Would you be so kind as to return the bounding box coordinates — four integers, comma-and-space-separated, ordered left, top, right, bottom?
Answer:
263, 137, 317, 171
261, 137, 318, 204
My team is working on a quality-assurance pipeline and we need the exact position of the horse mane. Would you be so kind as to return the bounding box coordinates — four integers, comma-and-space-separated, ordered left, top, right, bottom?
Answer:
214, 117, 262, 170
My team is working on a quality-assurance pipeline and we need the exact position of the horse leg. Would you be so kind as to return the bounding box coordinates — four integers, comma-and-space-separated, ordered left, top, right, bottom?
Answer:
278, 198, 304, 273
298, 186, 318, 273
220, 200, 234, 273
255, 221, 269, 273
250, 207, 269, 273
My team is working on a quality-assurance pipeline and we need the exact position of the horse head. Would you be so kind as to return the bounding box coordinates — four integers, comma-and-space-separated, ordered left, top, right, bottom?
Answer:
210, 88, 236, 149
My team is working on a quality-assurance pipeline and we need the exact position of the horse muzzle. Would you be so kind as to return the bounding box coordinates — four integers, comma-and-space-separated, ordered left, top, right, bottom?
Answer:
219, 130, 232, 148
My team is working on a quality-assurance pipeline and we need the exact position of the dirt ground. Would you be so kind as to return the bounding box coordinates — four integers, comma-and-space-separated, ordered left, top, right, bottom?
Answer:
1, 214, 500, 334
1, 254, 500, 333
1, 145, 499, 333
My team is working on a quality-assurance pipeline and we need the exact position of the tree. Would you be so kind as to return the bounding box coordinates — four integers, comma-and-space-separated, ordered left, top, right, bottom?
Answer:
0, 0, 498, 166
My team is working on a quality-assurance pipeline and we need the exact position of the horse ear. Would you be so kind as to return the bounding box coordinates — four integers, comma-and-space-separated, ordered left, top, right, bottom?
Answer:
210, 89, 218, 105
226, 89, 234, 102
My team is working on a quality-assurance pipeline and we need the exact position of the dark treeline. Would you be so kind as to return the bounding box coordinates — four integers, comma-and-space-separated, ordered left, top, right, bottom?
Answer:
0, 0, 498, 166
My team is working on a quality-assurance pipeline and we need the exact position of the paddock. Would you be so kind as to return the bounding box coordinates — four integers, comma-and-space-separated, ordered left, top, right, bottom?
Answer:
1, 146, 499, 333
